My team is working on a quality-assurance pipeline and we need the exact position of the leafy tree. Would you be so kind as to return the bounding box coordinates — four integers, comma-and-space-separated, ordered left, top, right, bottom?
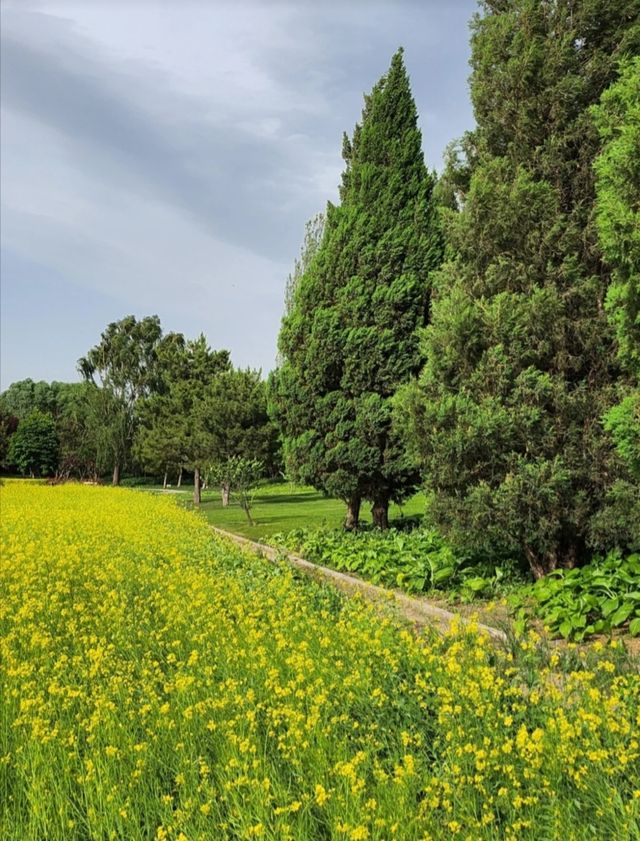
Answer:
55, 383, 104, 480
208, 457, 263, 525
0, 406, 18, 470
78, 315, 165, 484
272, 48, 442, 529
8, 411, 59, 477
0, 379, 58, 419
399, 0, 639, 577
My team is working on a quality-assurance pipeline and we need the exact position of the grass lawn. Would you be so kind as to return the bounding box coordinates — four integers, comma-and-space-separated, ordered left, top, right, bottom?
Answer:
142, 481, 428, 540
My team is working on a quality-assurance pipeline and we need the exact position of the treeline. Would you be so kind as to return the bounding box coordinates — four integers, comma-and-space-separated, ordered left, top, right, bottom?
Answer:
0, 316, 279, 503
271, 2, 639, 577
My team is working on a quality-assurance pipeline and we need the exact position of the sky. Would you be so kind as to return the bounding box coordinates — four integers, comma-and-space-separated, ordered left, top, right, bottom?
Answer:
1, 0, 477, 389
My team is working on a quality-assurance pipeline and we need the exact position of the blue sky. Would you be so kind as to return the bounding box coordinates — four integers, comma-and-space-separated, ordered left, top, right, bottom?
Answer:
1, 0, 477, 388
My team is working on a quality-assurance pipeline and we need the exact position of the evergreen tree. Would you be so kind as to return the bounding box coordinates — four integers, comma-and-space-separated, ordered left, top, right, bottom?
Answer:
272, 48, 442, 528
593, 58, 640, 482
204, 369, 278, 504
283, 213, 326, 318
136, 335, 231, 504
400, 1, 639, 576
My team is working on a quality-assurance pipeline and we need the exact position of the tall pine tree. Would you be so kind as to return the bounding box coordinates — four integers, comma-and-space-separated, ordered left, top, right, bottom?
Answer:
272, 49, 442, 528
401, 1, 639, 576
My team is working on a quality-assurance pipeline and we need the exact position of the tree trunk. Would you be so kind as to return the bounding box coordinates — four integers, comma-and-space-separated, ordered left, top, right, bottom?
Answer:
112, 463, 121, 486
194, 466, 201, 505
163, 468, 168, 490
344, 495, 361, 531
525, 545, 556, 580
371, 493, 389, 530
177, 466, 183, 488
221, 482, 230, 507
241, 497, 255, 526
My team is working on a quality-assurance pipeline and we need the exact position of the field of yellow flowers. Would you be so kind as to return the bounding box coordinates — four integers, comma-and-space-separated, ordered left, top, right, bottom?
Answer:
1, 482, 639, 840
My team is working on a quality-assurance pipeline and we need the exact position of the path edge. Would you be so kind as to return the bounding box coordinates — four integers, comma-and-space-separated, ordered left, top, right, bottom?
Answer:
210, 525, 508, 643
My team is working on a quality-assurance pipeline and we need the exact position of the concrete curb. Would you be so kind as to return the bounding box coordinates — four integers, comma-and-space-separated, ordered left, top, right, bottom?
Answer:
210, 526, 508, 643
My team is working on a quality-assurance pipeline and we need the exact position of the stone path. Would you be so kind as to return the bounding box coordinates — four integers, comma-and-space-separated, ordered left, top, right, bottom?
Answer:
210, 526, 508, 643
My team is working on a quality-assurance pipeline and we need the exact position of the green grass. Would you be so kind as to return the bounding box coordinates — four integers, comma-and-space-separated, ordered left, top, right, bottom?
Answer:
140, 480, 428, 540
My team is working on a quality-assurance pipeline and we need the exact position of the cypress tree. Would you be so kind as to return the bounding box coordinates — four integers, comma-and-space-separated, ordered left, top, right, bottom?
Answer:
272, 49, 441, 529
401, 1, 639, 576
593, 58, 640, 486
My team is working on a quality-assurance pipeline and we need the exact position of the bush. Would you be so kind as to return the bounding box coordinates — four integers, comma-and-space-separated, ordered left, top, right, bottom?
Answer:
271, 526, 522, 599
512, 551, 640, 640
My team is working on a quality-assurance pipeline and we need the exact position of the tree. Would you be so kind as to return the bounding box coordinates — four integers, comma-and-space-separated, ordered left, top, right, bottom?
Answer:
135, 335, 231, 504
0, 379, 58, 419
8, 411, 59, 477
55, 382, 104, 480
593, 58, 640, 483
272, 48, 442, 529
400, 0, 639, 577
204, 368, 278, 504
283, 213, 325, 318
208, 457, 263, 525
78, 315, 165, 484
0, 406, 18, 470
593, 56, 640, 374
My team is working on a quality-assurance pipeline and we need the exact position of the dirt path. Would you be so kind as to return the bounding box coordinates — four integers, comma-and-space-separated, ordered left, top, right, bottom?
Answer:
211, 526, 508, 643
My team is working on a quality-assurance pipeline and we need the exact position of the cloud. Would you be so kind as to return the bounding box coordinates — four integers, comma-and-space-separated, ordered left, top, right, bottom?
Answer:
0, 0, 476, 385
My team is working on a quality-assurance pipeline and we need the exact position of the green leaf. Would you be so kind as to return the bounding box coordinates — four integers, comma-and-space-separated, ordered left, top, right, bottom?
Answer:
559, 619, 573, 639
609, 602, 634, 627
601, 597, 619, 617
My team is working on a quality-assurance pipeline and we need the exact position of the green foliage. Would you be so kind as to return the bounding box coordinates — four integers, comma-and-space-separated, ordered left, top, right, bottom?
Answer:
209, 456, 264, 525
0, 379, 61, 419
78, 315, 168, 482
593, 59, 640, 485
272, 526, 518, 599
7, 411, 59, 477
603, 391, 640, 480
400, 1, 640, 577
0, 406, 18, 470
272, 48, 442, 526
204, 369, 279, 475
512, 552, 640, 641
592, 56, 640, 374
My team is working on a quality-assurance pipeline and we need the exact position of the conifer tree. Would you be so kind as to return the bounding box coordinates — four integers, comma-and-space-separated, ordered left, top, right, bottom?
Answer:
401, 1, 639, 576
272, 49, 442, 528
594, 58, 640, 482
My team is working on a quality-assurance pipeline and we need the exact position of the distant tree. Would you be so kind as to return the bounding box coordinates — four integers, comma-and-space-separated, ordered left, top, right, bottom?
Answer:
55, 382, 103, 480
78, 315, 165, 484
272, 48, 442, 529
134, 401, 185, 488
0, 406, 19, 470
0, 379, 58, 419
204, 368, 278, 504
8, 411, 59, 477
135, 335, 231, 504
